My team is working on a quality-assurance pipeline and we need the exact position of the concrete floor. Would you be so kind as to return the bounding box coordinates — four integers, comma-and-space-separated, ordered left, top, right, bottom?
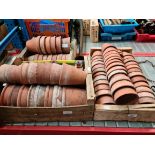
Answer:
3, 37, 155, 128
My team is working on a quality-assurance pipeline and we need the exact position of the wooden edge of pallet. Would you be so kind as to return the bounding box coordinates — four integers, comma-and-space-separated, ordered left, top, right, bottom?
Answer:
90, 47, 132, 56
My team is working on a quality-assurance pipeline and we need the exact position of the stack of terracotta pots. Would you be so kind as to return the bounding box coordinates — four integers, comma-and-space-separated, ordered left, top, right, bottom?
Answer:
91, 43, 155, 105
0, 63, 86, 85
27, 53, 72, 61
0, 85, 87, 107
26, 36, 70, 54
122, 51, 155, 104
91, 51, 114, 104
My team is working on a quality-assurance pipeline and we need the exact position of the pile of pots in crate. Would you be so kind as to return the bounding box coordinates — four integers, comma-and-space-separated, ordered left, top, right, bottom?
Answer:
91, 43, 155, 105
0, 62, 87, 107
26, 36, 70, 54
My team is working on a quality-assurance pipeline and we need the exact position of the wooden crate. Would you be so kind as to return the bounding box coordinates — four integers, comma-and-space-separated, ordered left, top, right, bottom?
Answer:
0, 55, 95, 123
90, 47, 155, 122
13, 39, 77, 65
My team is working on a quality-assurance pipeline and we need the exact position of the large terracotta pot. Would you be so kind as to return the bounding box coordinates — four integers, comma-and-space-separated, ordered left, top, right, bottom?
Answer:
65, 87, 87, 106
59, 63, 87, 85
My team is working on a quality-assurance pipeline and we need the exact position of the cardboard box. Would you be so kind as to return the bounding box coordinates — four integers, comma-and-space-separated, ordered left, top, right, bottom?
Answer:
83, 19, 90, 36
90, 19, 99, 43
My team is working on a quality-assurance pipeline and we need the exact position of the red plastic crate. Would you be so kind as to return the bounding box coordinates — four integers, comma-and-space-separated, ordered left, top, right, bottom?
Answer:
135, 29, 155, 42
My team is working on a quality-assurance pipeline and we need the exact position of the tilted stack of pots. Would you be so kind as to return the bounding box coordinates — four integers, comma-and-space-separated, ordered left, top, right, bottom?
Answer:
122, 51, 155, 104
91, 51, 114, 104
91, 43, 155, 105
0, 63, 86, 85
0, 85, 87, 107
0, 62, 87, 107
26, 36, 70, 54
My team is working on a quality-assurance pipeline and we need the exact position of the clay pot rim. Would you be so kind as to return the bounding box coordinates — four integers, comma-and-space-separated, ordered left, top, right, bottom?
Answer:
107, 70, 127, 81
136, 86, 154, 95
104, 57, 122, 65
102, 44, 117, 52
50, 36, 56, 54
105, 59, 123, 67
138, 92, 154, 98
40, 36, 47, 54
96, 95, 115, 104
92, 51, 103, 57
107, 66, 127, 77
96, 89, 112, 98
106, 62, 125, 71
45, 37, 51, 54
94, 80, 109, 87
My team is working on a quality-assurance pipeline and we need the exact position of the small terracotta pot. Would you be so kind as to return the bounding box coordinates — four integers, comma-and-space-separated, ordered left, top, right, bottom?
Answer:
46, 86, 53, 107
134, 81, 149, 88
92, 51, 102, 57
28, 55, 34, 61
26, 37, 36, 52
107, 70, 127, 81
57, 54, 63, 60
106, 62, 125, 71
36, 36, 42, 53
20, 63, 29, 84
92, 64, 105, 72
96, 89, 112, 98
91, 56, 103, 61
91, 58, 104, 63
10, 85, 21, 106
59, 63, 86, 86
104, 53, 120, 62
5, 65, 15, 83
56, 36, 62, 54
104, 57, 122, 65
19, 86, 29, 107
62, 54, 66, 60
105, 59, 122, 68
136, 86, 154, 94
27, 85, 37, 107
47, 55, 52, 60
107, 66, 127, 77
131, 76, 148, 84
94, 79, 109, 87
17, 85, 25, 107
92, 72, 106, 78
96, 95, 114, 105
50, 63, 62, 84
37, 54, 43, 60
0, 64, 9, 83
36, 86, 46, 107
122, 52, 133, 57
139, 97, 155, 104
50, 36, 56, 54
93, 75, 107, 83
125, 61, 139, 67
104, 50, 119, 58
53, 86, 63, 108
101, 43, 117, 52
40, 36, 46, 54
127, 68, 142, 73
92, 68, 106, 75
34, 54, 39, 60
126, 64, 140, 70
52, 85, 59, 108
123, 58, 137, 64
27, 63, 37, 84
128, 72, 145, 79
111, 80, 135, 95
65, 87, 87, 106
43, 55, 48, 60
62, 37, 70, 54
109, 74, 131, 88
114, 87, 138, 105
94, 84, 110, 92
45, 36, 51, 54
138, 92, 154, 98
91, 61, 104, 68
52, 55, 57, 61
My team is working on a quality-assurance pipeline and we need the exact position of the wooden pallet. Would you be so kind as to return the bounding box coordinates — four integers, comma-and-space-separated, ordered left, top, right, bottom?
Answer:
90, 47, 155, 122
0, 55, 95, 123
13, 39, 77, 65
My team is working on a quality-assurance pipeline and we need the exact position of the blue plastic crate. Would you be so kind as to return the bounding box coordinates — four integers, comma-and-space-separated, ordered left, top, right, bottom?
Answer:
100, 31, 136, 41
99, 19, 139, 34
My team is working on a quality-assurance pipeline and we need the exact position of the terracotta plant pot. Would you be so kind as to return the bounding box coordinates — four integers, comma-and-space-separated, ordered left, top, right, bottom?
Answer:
105, 59, 122, 67
101, 43, 117, 52
104, 51, 119, 59
62, 37, 70, 54
93, 75, 107, 83
131, 76, 148, 84
127, 68, 142, 73
46, 86, 53, 107
27, 85, 37, 107
134, 81, 150, 88
94, 84, 110, 92
0, 64, 9, 83
17, 85, 25, 107
92, 51, 102, 57
40, 36, 46, 54
26, 37, 36, 52
128, 72, 145, 78
106, 62, 125, 71
92, 64, 105, 72
92, 72, 106, 78
96, 95, 114, 105
106, 66, 127, 76
65, 87, 87, 106
27, 63, 37, 84
59, 63, 87, 86
91, 56, 103, 61
104, 57, 122, 65
114, 87, 138, 105
96, 89, 112, 98
94, 79, 109, 87
136, 86, 154, 94
19, 86, 29, 107
50, 36, 56, 54
45, 37, 51, 54
20, 63, 29, 84
126, 64, 140, 70
138, 92, 154, 98
92, 68, 106, 75
104, 53, 120, 61
56, 36, 62, 54
36, 86, 46, 107
139, 97, 155, 104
